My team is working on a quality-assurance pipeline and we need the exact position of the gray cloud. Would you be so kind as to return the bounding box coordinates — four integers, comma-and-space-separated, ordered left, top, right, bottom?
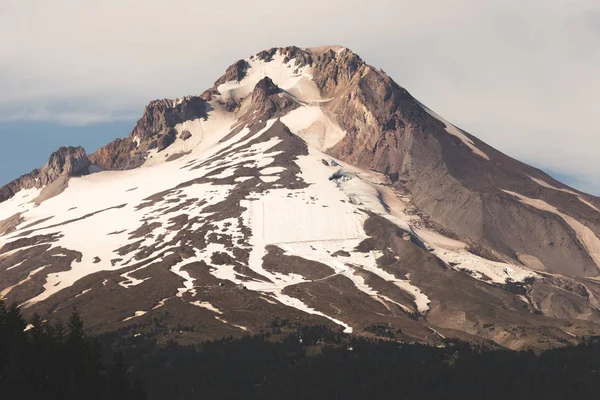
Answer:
1, 0, 599, 193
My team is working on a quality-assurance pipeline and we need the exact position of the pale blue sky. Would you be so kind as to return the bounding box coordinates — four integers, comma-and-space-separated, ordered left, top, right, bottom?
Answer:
0, 120, 134, 185
1, 0, 598, 194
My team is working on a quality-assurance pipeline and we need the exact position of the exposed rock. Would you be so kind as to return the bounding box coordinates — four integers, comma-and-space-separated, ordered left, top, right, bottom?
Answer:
0, 213, 23, 236
156, 128, 177, 152
214, 59, 250, 86
256, 48, 278, 62
284, 46, 600, 277
0, 146, 92, 203
89, 96, 209, 170
243, 77, 298, 122
180, 130, 192, 141
44, 146, 91, 182
332, 250, 351, 257
33, 176, 70, 205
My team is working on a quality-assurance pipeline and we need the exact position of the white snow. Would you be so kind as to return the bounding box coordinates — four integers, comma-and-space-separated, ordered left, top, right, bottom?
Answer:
260, 296, 278, 305
0, 266, 46, 298
143, 104, 236, 167
190, 301, 223, 314
233, 324, 248, 332
0, 82, 555, 332
122, 311, 147, 322
260, 167, 286, 175
270, 291, 353, 333
6, 260, 26, 271
280, 106, 346, 151
214, 316, 247, 332
171, 259, 198, 298
259, 175, 280, 183
210, 166, 237, 179
433, 245, 537, 284
119, 265, 152, 289
235, 177, 253, 183
251, 156, 369, 245
0, 187, 41, 222
152, 297, 171, 310
217, 51, 322, 104
74, 288, 92, 298
281, 240, 430, 314
0, 109, 260, 306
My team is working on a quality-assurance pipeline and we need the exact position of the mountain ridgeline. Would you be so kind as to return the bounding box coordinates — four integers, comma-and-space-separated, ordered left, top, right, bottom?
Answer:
1, 46, 600, 351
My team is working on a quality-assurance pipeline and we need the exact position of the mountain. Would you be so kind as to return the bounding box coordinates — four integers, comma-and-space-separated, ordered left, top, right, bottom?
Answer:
2, 45, 600, 350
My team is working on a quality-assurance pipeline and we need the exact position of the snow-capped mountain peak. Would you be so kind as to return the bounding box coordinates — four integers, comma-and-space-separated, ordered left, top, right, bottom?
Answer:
2, 46, 600, 350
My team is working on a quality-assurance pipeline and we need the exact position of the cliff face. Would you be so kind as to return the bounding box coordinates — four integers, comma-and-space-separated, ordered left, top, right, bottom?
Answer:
89, 96, 210, 170
0, 146, 91, 203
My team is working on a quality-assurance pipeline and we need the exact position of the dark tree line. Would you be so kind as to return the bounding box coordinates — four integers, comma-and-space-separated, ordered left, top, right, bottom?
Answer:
5, 299, 600, 400
0, 300, 146, 400
109, 323, 600, 400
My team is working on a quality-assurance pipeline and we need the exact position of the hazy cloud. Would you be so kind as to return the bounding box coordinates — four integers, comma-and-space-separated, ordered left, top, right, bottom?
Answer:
1, 0, 599, 193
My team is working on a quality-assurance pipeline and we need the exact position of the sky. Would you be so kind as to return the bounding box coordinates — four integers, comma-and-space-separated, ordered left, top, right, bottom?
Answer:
0, 0, 599, 194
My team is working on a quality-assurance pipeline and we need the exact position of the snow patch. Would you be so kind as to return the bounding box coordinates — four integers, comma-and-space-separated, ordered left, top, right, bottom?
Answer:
280, 106, 346, 151
122, 311, 147, 322
260, 167, 286, 175
190, 301, 223, 314
74, 288, 92, 298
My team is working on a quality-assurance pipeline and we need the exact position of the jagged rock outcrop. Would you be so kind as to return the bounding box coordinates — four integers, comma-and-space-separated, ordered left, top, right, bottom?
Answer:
245, 77, 297, 121
44, 146, 92, 182
89, 96, 210, 170
0, 146, 91, 203
215, 59, 250, 86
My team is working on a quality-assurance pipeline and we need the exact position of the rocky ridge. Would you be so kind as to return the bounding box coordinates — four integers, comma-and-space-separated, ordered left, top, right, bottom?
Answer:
0, 146, 92, 203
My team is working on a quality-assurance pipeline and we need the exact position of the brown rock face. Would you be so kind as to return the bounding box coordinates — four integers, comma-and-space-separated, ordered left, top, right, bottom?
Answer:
209, 45, 600, 277
214, 59, 250, 86
246, 77, 297, 120
43, 146, 91, 183
0, 146, 91, 203
298, 48, 600, 277
89, 96, 209, 170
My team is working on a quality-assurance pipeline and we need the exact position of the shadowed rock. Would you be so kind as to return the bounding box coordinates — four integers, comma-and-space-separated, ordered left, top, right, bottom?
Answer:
0, 146, 92, 203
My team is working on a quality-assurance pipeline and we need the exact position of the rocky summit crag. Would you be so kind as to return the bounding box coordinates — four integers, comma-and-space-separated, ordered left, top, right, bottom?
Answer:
1, 46, 600, 350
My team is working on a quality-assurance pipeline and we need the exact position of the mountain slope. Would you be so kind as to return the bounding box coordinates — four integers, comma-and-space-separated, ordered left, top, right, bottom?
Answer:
1, 46, 600, 350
